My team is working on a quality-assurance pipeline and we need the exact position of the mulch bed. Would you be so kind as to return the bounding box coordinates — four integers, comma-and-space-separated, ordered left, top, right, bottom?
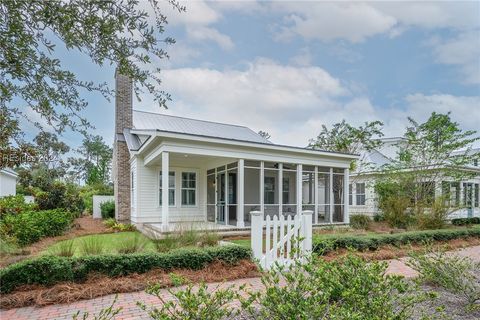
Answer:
0, 259, 259, 309
322, 236, 480, 261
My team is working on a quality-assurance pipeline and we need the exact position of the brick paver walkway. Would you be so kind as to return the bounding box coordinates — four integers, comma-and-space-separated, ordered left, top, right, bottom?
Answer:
1, 246, 479, 320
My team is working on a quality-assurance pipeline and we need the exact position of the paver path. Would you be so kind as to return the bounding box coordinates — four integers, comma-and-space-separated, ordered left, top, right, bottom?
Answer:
2, 246, 479, 320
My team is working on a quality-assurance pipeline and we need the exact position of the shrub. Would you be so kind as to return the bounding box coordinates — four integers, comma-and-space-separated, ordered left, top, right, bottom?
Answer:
80, 236, 104, 255
313, 227, 480, 254
103, 218, 117, 229
247, 254, 437, 319
154, 234, 179, 253
452, 217, 480, 226
34, 181, 84, 215
117, 233, 147, 254
0, 245, 251, 293
382, 196, 412, 229
49, 239, 75, 257
138, 282, 243, 320
0, 209, 73, 246
408, 248, 480, 307
0, 195, 37, 218
100, 200, 115, 219
349, 214, 371, 230
414, 197, 450, 230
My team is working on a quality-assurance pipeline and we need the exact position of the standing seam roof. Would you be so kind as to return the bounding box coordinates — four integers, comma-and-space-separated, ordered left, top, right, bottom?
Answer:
132, 110, 271, 144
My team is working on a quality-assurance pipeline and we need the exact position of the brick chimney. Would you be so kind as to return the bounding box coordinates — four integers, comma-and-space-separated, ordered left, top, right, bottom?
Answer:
113, 69, 133, 222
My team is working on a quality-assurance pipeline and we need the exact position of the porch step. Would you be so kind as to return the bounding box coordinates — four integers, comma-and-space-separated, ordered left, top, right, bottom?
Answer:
137, 223, 252, 239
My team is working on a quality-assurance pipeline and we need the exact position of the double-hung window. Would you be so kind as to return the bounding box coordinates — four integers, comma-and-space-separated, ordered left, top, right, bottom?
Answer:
356, 183, 366, 205
182, 172, 196, 206
264, 177, 275, 204
159, 171, 175, 206
349, 184, 353, 205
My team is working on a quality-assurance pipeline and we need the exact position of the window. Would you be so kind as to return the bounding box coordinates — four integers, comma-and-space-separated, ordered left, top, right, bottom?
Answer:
159, 171, 175, 206
349, 184, 353, 205
181, 172, 196, 206
442, 181, 460, 207
282, 177, 290, 204
356, 183, 366, 205
264, 177, 275, 204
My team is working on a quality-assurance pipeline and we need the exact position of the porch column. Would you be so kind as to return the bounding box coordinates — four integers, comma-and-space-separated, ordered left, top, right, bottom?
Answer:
314, 166, 318, 224
344, 168, 350, 224
278, 163, 283, 215
260, 161, 265, 214
225, 165, 229, 226
161, 151, 169, 229
296, 164, 302, 215
329, 168, 333, 223
237, 159, 245, 227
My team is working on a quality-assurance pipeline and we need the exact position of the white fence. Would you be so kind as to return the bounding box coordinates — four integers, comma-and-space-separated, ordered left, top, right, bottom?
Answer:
92, 195, 115, 219
251, 210, 313, 270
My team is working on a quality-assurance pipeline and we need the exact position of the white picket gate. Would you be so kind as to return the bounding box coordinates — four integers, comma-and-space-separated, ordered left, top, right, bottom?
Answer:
250, 210, 313, 269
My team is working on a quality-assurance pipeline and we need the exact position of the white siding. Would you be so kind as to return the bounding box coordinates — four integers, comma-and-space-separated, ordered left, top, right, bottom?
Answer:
133, 156, 206, 224
0, 172, 17, 197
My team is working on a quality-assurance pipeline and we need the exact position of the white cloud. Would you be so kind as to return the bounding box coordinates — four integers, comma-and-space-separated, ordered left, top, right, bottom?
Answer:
137, 60, 479, 147
430, 31, 480, 84
186, 26, 234, 50
272, 2, 396, 43
270, 1, 479, 43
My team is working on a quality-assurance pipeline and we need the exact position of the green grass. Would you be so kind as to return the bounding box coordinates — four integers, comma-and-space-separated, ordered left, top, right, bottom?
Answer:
43, 232, 156, 257
228, 239, 251, 248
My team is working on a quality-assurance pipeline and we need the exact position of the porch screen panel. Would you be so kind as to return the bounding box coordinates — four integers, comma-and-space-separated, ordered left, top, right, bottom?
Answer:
282, 164, 297, 215
207, 173, 215, 222
302, 166, 315, 214
244, 162, 260, 225
227, 166, 238, 226
264, 162, 279, 218
333, 169, 344, 222
317, 167, 330, 223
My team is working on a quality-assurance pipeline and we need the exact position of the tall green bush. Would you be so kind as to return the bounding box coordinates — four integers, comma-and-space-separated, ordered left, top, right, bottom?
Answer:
0, 195, 37, 218
0, 209, 73, 246
349, 214, 371, 229
80, 183, 114, 214
100, 200, 115, 219
35, 181, 84, 215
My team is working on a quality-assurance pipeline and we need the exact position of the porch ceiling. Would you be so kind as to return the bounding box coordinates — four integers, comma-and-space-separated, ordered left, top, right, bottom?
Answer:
146, 152, 237, 168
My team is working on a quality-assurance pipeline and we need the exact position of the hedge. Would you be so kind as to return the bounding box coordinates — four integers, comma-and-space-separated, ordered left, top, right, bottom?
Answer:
451, 217, 480, 226
313, 227, 480, 254
0, 209, 74, 246
0, 245, 251, 294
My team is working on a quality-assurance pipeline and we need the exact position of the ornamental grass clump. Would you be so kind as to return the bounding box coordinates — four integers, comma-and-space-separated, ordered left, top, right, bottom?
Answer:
49, 239, 75, 257
117, 233, 147, 254
80, 236, 104, 255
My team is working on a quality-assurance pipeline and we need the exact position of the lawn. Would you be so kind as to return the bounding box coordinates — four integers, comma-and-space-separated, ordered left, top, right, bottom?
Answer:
42, 232, 156, 256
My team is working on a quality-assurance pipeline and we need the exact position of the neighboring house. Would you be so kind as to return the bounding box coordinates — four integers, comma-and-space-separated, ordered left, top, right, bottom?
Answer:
112, 71, 358, 232
0, 168, 18, 197
349, 137, 480, 219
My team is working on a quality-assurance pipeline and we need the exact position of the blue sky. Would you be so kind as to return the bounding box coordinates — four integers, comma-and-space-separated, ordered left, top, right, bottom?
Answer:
28, 1, 480, 149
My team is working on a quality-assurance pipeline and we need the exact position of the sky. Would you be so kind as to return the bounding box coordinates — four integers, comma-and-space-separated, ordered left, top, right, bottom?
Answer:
31, 0, 480, 149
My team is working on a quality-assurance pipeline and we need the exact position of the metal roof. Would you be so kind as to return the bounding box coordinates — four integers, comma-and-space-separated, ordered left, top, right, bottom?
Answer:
133, 110, 271, 144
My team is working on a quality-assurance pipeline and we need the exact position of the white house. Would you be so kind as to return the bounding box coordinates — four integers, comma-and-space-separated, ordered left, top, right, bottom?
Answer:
349, 137, 480, 219
112, 71, 358, 232
0, 168, 18, 197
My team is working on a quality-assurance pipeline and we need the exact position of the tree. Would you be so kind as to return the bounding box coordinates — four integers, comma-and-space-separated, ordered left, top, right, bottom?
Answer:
0, 0, 184, 168
308, 120, 384, 171
258, 131, 271, 140
382, 112, 479, 209
68, 135, 112, 185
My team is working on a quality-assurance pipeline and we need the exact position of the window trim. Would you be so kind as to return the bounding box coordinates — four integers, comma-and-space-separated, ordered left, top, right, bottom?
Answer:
181, 171, 198, 207
159, 171, 176, 208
